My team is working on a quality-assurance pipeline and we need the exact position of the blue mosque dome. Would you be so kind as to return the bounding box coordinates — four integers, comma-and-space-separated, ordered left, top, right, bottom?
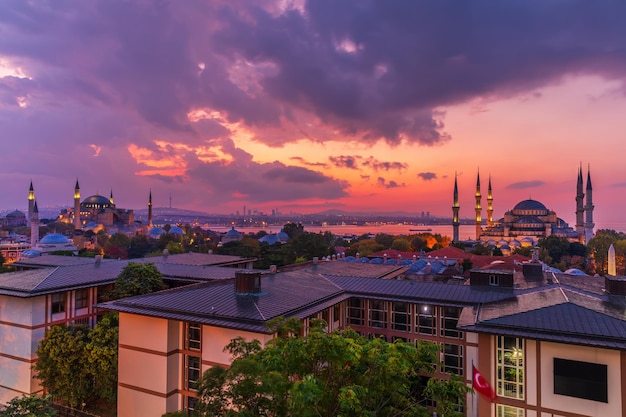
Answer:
148, 227, 166, 239
513, 199, 547, 211
259, 234, 280, 245
225, 227, 242, 238
81, 194, 113, 209
169, 226, 185, 236
277, 231, 289, 243
40, 233, 71, 244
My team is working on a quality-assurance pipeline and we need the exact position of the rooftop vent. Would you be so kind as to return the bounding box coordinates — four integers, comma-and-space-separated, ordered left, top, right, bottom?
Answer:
235, 271, 261, 294
605, 275, 626, 296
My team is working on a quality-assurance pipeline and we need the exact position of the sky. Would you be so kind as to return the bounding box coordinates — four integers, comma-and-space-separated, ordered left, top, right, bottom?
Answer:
1, 1, 626, 229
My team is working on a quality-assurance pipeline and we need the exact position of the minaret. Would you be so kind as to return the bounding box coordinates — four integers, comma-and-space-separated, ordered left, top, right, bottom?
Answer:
608, 244, 616, 276
487, 175, 493, 228
452, 173, 460, 242
28, 181, 35, 226
31, 200, 39, 245
109, 189, 115, 205
575, 164, 585, 239
74, 179, 81, 230
584, 165, 595, 244
475, 170, 482, 240
148, 190, 153, 228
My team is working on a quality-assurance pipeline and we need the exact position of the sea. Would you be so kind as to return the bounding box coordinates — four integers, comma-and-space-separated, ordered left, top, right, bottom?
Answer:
205, 221, 626, 239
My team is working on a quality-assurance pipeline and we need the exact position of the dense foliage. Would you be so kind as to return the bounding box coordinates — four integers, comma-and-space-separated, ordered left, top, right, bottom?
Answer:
112, 261, 166, 299
34, 314, 119, 409
193, 318, 469, 417
0, 395, 56, 417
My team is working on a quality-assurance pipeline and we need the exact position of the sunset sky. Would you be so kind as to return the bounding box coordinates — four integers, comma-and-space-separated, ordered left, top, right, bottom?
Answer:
1, 1, 626, 229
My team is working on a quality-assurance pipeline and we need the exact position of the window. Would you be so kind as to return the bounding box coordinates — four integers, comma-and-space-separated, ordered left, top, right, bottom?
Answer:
554, 358, 607, 403
497, 405, 524, 417
489, 274, 499, 286
369, 300, 388, 328
186, 396, 199, 412
497, 336, 524, 399
185, 355, 201, 390
391, 302, 411, 332
348, 299, 365, 326
333, 304, 340, 323
442, 343, 463, 376
416, 304, 436, 335
75, 289, 88, 310
51, 293, 65, 314
186, 323, 202, 351
440, 306, 462, 338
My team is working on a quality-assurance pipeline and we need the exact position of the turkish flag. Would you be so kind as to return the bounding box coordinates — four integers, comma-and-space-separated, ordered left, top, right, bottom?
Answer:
472, 365, 497, 401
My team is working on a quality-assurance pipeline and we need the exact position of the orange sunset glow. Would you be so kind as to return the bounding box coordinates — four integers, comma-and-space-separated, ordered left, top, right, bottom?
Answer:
1, 2, 625, 230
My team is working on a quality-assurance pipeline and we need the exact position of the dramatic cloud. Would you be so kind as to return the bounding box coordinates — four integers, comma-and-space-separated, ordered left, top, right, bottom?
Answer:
377, 177, 404, 189
507, 180, 546, 189
1, 1, 626, 215
418, 172, 437, 181
329, 155, 361, 169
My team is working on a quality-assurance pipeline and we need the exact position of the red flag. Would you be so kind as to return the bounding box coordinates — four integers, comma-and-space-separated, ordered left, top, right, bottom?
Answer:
472, 365, 497, 401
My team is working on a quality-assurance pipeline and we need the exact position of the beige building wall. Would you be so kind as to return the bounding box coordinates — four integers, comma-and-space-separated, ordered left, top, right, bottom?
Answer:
539, 342, 621, 417
117, 312, 275, 417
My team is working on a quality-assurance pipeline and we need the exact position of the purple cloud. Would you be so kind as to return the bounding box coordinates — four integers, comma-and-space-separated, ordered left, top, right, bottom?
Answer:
418, 172, 437, 181
507, 180, 546, 189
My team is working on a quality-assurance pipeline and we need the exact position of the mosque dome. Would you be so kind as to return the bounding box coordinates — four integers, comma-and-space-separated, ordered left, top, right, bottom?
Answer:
259, 234, 280, 245
7, 210, 25, 218
513, 199, 547, 211
225, 227, 241, 237
148, 227, 166, 239
169, 226, 185, 236
39, 233, 71, 244
81, 195, 113, 209
277, 231, 290, 243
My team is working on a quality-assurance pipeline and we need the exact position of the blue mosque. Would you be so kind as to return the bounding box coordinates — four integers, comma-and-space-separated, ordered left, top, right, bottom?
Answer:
452, 166, 594, 248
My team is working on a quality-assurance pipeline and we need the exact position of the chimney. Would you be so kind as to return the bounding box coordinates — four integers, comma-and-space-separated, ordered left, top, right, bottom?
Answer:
269, 265, 277, 274
235, 271, 262, 294
605, 276, 626, 295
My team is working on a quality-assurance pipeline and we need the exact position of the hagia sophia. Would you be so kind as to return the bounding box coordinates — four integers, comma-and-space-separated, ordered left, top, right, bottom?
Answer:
453, 165, 595, 249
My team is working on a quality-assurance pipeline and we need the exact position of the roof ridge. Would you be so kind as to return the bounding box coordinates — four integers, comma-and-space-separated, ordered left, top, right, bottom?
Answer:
31, 267, 60, 292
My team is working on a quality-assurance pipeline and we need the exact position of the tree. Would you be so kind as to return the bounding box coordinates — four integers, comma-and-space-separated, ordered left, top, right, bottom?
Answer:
587, 229, 624, 274
0, 395, 56, 417
538, 236, 571, 266
34, 316, 119, 411
283, 222, 304, 240
195, 318, 467, 417
113, 262, 166, 299
128, 234, 154, 258
35, 325, 93, 408
391, 238, 411, 251
374, 233, 394, 248
84, 314, 119, 405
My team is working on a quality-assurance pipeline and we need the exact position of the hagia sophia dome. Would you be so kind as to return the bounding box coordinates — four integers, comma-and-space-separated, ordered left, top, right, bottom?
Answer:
81, 194, 114, 210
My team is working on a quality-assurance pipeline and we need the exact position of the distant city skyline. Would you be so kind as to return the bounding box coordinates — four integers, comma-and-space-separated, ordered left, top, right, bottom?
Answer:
1, 2, 626, 228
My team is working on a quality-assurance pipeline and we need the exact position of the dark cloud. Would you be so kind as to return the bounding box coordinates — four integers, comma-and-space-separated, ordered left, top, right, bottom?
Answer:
507, 180, 546, 189
329, 155, 361, 169
289, 156, 327, 167
376, 177, 405, 189
184, 141, 349, 203
418, 172, 437, 181
362, 158, 407, 172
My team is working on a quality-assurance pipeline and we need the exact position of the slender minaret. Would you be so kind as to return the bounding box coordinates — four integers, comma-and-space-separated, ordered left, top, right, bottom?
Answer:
475, 170, 482, 240
575, 164, 585, 240
608, 244, 616, 276
487, 175, 493, 227
452, 173, 460, 242
109, 189, 115, 205
31, 200, 39, 245
74, 179, 81, 230
148, 190, 153, 228
28, 181, 35, 226
584, 165, 595, 244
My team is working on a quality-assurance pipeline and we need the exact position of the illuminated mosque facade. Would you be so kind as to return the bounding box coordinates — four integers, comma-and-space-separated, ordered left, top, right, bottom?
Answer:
452, 166, 595, 247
